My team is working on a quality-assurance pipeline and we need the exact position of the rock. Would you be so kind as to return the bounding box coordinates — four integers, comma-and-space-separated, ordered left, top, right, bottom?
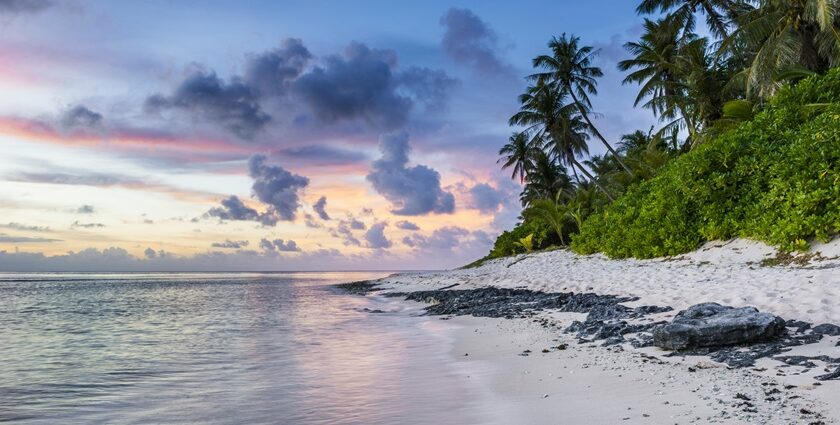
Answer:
816, 366, 840, 381
812, 323, 840, 336
652, 303, 786, 350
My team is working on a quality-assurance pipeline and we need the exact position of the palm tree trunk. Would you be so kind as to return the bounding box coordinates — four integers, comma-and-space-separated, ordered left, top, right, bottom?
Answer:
569, 90, 634, 176
572, 158, 615, 202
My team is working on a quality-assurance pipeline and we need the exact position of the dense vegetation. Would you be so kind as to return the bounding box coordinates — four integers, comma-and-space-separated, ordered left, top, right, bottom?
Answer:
486, 0, 840, 260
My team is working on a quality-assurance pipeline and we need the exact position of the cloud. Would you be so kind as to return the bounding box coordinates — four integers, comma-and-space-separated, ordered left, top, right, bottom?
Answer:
77, 204, 95, 214
398, 67, 459, 112
0, 0, 52, 14
211, 240, 250, 249
313, 196, 330, 220
248, 154, 309, 221
0, 246, 356, 272
144, 247, 158, 259
366, 132, 455, 216
293, 42, 411, 130
145, 69, 270, 139
468, 182, 506, 213
395, 220, 420, 231
71, 221, 104, 228
440, 8, 512, 77
139, 39, 454, 140
0, 234, 59, 243
243, 38, 312, 96
279, 145, 368, 166
364, 222, 391, 249
206, 195, 276, 225
402, 226, 469, 250
60, 105, 103, 130
260, 238, 301, 252
1, 222, 50, 232
330, 218, 365, 246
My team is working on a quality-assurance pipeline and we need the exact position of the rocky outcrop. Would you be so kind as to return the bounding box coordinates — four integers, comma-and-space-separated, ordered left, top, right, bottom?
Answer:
653, 303, 786, 351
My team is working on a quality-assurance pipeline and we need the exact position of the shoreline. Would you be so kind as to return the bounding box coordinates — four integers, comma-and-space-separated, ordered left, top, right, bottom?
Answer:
344, 239, 840, 424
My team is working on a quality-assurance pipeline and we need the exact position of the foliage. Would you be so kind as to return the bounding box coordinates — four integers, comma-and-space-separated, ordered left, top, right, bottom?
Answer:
487, 219, 556, 258
572, 70, 840, 258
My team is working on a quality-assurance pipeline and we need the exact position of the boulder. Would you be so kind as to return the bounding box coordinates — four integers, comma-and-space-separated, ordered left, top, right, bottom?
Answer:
812, 323, 840, 336
653, 303, 785, 350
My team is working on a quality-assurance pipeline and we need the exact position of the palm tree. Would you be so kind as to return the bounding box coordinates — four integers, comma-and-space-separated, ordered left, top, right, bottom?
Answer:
618, 129, 654, 153
722, 0, 840, 99
636, 0, 746, 39
523, 194, 571, 244
619, 18, 697, 138
520, 150, 573, 206
510, 82, 616, 200
498, 132, 534, 183
530, 34, 633, 176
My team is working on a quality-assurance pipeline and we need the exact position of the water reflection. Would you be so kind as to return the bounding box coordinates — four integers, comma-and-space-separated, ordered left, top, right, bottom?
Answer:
0, 272, 490, 424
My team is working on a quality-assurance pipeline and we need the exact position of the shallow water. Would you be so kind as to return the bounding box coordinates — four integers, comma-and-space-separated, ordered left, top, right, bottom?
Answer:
0, 272, 491, 424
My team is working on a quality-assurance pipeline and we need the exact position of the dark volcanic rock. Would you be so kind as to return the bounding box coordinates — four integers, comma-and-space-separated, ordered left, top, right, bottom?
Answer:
402, 287, 639, 319
653, 303, 786, 350
816, 366, 840, 381
334, 280, 380, 295
812, 324, 840, 336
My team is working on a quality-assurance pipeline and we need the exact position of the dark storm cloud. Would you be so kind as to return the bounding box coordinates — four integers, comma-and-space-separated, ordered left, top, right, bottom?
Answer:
244, 38, 312, 96
364, 222, 391, 249
394, 220, 419, 231
260, 238, 301, 253
145, 69, 270, 139
440, 8, 513, 77
293, 42, 411, 129
77, 204, 95, 214
312, 196, 329, 220
143, 39, 455, 138
206, 195, 276, 226
397, 67, 459, 112
402, 226, 469, 250
60, 105, 103, 130
248, 154, 309, 221
211, 240, 250, 249
0, 234, 59, 243
468, 182, 505, 213
0, 0, 52, 14
278, 145, 368, 165
366, 132, 454, 216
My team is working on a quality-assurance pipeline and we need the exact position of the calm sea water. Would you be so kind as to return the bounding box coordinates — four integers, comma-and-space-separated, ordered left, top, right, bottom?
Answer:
0, 272, 494, 424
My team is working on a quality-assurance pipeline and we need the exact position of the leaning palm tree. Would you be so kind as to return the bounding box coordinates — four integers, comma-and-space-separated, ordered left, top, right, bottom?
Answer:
636, 0, 747, 39
619, 18, 698, 138
530, 34, 633, 176
722, 0, 840, 99
547, 100, 617, 201
498, 132, 534, 183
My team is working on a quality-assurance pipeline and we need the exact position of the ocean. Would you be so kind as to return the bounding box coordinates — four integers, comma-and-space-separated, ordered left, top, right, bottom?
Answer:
0, 272, 494, 424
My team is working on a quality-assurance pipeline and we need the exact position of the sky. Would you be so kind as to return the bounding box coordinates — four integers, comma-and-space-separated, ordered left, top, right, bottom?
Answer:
0, 0, 658, 271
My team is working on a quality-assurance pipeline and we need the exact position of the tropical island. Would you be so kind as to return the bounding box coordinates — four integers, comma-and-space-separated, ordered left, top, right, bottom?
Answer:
346, 1, 840, 423
484, 0, 840, 263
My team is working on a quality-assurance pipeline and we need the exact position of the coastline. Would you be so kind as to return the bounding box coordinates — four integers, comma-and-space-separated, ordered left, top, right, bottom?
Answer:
349, 239, 840, 424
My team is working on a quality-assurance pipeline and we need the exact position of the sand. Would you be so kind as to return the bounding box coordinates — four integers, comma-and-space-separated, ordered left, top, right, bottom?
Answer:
372, 239, 840, 424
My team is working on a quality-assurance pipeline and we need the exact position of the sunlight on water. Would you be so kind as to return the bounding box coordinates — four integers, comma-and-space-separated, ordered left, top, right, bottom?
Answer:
0, 272, 490, 424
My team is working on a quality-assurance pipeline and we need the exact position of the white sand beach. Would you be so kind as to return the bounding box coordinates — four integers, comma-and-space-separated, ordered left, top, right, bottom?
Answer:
372, 239, 840, 424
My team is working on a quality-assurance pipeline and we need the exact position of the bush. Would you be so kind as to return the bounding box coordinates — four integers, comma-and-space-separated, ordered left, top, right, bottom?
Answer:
571, 70, 840, 258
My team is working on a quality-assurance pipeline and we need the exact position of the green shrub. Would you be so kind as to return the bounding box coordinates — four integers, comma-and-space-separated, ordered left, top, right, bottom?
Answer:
571, 70, 840, 258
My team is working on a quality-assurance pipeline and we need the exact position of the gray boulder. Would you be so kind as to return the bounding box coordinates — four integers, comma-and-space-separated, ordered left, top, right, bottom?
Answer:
653, 303, 785, 350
